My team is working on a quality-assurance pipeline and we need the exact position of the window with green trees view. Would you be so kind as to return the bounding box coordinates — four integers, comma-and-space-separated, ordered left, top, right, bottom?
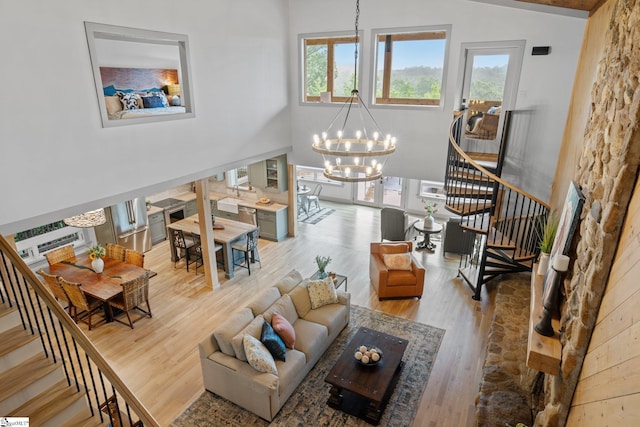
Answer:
303, 35, 359, 103
373, 27, 450, 106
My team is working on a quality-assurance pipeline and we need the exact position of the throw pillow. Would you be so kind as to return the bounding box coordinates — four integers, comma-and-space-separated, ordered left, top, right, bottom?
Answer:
261, 321, 286, 361
104, 96, 122, 115
271, 312, 295, 349
382, 253, 412, 270
141, 95, 165, 109
307, 277, 338, 310
146, 91, 170, 107
231, 315, 264, 361
117, 92, 141, 110
244, 334, 277, 375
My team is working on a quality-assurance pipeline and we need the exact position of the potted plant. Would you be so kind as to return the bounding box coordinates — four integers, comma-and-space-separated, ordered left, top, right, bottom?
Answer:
315, 255, 332, 279
423, 200, 438, 228
536, 211, 559, 275
88, 244, 106, 273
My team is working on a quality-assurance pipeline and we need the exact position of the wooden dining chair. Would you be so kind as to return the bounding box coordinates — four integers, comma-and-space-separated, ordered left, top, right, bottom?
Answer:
36, 269, 72, 314
44, 245, 75, 266
58, 277, 105, 330
107, 271, 151, 329
231, 228, 261, 275
124, 248, 144, 267
106, 243, 126, 261
191, 234, 223, 275
170, 229, 196, 271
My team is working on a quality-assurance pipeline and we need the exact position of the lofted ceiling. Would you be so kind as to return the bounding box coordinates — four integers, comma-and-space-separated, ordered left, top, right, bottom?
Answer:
514, 0, 602, 11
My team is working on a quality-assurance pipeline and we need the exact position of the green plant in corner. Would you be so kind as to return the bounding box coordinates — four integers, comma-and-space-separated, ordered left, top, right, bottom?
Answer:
315, 255, 332, 276
536, 211, 559, 254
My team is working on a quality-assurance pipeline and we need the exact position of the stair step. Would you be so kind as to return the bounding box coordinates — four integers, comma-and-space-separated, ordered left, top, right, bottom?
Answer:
62, 412, 110, 427
0, 304, 21, 333
0, 325, 41, 374
0, 354, 63, 414
444, 203, 492, 217
445, 185, 494, 199
448, 170, 495, 184
9, 379, 90, 427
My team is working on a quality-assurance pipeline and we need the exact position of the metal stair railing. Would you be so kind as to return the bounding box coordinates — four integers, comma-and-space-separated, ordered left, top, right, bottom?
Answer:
445, 112, 551, 299
0, 233, 159, 427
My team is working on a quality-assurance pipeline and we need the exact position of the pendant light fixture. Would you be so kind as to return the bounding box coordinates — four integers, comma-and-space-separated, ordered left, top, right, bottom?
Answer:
63, 209, 107, 228
311, 0, 396, 182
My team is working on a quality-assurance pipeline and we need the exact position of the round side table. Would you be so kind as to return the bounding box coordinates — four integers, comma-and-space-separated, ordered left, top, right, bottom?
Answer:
413, 222, 443, 252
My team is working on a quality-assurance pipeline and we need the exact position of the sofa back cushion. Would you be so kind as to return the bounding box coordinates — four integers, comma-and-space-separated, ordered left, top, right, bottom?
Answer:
379, 242, 409, 255
263, 293, 298, 325
274, 269, 303, 295
289, 282, 312, 318
248, 287, 281, 317
213, 308, 254, 357
231, 315, 265, 361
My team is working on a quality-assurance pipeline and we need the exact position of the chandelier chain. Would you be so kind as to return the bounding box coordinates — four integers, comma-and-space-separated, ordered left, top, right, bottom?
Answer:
353, 0, 359, 92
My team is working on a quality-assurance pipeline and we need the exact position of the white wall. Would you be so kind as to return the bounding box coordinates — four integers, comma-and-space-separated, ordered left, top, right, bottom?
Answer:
0, 0, 290, 234
287, 0, 586, 201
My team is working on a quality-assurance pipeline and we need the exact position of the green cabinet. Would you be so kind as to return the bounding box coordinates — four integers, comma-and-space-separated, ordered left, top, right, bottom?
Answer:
248, 154, 288, 192
148, 211, 166, 244
257, 208, 288, 241
184, 199, 198, 217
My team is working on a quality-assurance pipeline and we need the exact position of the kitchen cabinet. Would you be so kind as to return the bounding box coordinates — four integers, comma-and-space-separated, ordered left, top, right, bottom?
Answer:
257, 207, 288, 241
215, 210, 239, 222
184, 199, 198, 217
248, 154, 288, 193
148, 210, 166, 244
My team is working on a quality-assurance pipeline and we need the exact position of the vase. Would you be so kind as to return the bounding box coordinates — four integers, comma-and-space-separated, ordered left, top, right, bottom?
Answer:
537, 252, 550, 276
424, 215, 434, 229
91, 258, 104, 274
317, 270, 327, 279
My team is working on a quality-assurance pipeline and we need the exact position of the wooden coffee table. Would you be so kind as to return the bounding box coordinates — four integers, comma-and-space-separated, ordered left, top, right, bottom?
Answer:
324, 327, 408, 424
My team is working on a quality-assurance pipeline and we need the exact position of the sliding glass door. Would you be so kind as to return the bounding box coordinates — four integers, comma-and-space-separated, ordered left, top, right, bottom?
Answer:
355, 176, 404, 208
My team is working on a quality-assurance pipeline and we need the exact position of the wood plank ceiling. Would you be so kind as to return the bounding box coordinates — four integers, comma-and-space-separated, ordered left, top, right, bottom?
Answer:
513, 0, 603, 11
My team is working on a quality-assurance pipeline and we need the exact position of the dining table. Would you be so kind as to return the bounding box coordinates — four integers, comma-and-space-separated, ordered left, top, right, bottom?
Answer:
43, 255, 149, 320
167, 214, 259, 279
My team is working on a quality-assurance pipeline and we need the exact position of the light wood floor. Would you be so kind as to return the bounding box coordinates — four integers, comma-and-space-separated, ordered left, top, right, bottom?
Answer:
85, 201, 498, 427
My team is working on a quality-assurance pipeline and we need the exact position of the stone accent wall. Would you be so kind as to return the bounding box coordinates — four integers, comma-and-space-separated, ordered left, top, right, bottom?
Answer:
535, 1, 640, 425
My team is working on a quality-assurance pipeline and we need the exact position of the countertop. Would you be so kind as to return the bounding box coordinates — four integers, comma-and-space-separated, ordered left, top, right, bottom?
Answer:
170, 191, 288, 213
146, 205, 164, 216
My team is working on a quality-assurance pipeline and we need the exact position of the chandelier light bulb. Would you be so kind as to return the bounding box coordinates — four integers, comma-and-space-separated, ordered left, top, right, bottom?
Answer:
336, 158, 341, 166
345, 141, 351, 151
371, 159, 377, 167
356, 130, 362, 140
345, 167, 351, 177
383, 139, 390, 149
324, 160, 331, 168
327, 164, 334, 173
354, 157, 360, 166
337, 130, 343, 140
376, 163, 383, 172
325, 140, 331, 149
373, 131, 379, 141
322, 132, 328, 141
367, 140, 373, 151
366, 166, 373, 176
391, 136, 397, 145
313, 134, 320, 144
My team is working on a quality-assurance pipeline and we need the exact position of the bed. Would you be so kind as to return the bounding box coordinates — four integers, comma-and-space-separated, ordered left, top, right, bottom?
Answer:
100, 67, 185, 120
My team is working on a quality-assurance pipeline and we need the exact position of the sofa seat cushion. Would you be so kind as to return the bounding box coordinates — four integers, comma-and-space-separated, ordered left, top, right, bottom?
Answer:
303, 303, 349, 337
274, 269, 303, 295
292, 319, 328, 360
248, 287, 282, 317
263, 294, 298, 325
387, 270, 417, 286
275, 349, 307, 397
232, 315, 265, 361
214, 308, 255, 357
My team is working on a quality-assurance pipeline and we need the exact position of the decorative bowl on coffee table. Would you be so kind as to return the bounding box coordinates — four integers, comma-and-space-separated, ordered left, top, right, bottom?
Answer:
354, 345, 383, 366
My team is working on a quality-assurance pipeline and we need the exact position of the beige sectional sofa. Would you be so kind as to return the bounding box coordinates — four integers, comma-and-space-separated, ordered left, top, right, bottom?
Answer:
198, 269, 351, 421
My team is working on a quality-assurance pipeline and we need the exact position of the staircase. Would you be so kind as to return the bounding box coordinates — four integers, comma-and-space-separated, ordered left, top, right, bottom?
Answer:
0, 236, 158, 426
444, 111, 550, 300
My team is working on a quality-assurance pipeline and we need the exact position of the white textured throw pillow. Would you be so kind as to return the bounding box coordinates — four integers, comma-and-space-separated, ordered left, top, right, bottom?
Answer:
307, 277, 338, 309
243, 334, 277, 375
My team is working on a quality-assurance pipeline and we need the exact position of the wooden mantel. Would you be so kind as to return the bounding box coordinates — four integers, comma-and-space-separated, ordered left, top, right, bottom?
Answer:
526, 264, 561, 375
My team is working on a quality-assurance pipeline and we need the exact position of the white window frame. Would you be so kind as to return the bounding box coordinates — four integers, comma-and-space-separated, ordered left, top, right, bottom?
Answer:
370, 25, 451, 110
299, 31, 363, 105
296, 166, 343, 186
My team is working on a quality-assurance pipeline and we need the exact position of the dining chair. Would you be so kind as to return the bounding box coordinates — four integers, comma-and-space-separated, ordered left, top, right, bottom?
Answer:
297, 194, 309, 218
44, 245, 75, 266
58, 277, 105, 330
106, 243, 126, 261
107, 271, 151, 329
124, 248, 145, 267
232, 228, 261, 275
190, 234, 223, 275
36, 269, 72, 314
306, 184, 322, 213
170, 229, 196, 271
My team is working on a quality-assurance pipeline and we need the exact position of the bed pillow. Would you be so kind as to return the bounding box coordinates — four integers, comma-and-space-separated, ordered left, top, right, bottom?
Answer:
146, 91, 170, 107
271, 312, 295, 349
244, 335, 277, 375
383, 253, 412, 270
141, 95, 165, 109
117, 92, 141, 110
104, 96, 122, 115
261, 321, 286, 361
307, 277, 338, 309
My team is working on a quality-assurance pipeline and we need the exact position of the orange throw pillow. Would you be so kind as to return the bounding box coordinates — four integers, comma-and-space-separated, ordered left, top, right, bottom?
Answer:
271, 312, 295, 349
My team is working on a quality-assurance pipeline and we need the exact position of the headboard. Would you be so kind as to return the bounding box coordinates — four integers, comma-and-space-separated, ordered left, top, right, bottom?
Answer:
99, 67, 178, 91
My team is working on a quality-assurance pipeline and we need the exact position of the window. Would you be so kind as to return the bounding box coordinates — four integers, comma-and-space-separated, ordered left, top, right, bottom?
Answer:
226, 166, 249, 189
296, 166, 341, 185
302, 34, 360, 103
373, 26, 450, 107
419, 180, 445, 200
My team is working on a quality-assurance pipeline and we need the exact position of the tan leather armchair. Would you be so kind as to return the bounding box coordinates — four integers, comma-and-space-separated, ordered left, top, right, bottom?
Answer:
369, 241, 425, 300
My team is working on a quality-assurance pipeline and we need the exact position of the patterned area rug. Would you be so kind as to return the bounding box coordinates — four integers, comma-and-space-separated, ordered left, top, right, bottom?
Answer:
299, 208, 335, 224
172, 305, 445, 427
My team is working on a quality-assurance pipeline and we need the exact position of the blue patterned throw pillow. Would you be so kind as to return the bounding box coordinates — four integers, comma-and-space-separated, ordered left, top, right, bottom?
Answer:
117, 92, 141, 110
141, 95, 165, 109
261, 321, 286, 361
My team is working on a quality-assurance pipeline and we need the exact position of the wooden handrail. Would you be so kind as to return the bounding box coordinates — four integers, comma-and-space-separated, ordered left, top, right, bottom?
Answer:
448, 112, 550, 210
0, 234, 159, 427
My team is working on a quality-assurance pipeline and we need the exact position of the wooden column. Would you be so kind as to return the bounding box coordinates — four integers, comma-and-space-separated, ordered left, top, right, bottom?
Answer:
287, 163, 298, 237
194, 180, 219, 289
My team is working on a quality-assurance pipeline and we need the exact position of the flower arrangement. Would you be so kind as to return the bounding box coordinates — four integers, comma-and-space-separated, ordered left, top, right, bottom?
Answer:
88, 244, 105, 260
315, 255, 332, 273
423, 200, 438, 217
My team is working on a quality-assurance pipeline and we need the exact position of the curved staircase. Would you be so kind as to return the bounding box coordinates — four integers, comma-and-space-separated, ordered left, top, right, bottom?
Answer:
444, 112, 550, 300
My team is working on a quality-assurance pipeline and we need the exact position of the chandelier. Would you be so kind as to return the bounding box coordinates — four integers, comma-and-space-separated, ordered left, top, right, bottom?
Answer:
63, 209, 107, 228
311, 0, 396, 183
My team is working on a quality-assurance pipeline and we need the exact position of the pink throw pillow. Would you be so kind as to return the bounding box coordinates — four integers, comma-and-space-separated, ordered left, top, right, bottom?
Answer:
272, 312, 295, 349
